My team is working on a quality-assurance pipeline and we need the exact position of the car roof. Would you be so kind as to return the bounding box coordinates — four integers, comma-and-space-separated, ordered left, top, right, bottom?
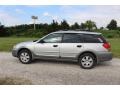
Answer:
53, 30, 101, 35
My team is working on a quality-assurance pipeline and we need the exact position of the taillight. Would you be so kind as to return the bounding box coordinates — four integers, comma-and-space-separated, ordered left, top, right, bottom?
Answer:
103, 42, 111, 51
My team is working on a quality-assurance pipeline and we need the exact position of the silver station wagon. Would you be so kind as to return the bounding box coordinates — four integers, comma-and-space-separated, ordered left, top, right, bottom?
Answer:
12, 30, 112, 69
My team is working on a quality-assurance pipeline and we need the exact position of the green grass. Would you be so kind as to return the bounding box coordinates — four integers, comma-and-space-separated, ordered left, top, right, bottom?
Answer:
0, 37, 120, 58
108, 38, 120, 58
0, 37, 37, 51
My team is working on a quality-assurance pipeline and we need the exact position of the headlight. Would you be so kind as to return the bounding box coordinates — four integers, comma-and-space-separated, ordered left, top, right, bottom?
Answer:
13, 45, 17, 49
13, 44, 19, 49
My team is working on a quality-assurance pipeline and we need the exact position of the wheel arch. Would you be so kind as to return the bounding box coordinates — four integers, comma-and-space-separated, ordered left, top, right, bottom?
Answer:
17, 48, 32, 57
77, 51, 98, 63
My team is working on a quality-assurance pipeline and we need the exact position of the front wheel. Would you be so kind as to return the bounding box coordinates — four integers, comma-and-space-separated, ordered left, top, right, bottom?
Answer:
78, 53, 97, 69
18, 49, 32, 64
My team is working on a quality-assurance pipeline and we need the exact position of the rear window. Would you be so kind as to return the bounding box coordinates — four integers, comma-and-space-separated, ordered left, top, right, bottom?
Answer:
82, 34, 107, 43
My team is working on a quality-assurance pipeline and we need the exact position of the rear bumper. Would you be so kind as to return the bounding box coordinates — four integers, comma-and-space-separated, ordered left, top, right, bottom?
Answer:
97, 52, 112, 62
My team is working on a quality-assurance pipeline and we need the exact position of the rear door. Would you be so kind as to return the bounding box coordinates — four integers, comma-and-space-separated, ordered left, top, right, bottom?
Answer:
60, 33, 84, 59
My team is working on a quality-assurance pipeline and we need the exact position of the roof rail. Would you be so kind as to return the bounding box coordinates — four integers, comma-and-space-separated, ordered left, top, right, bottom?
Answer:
58, 29, 69, 31
57, 29, 94, 32
75, 29, 93, 32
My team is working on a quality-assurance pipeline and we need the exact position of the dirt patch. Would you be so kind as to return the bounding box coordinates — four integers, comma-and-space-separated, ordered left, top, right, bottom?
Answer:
0, 76, 32, 85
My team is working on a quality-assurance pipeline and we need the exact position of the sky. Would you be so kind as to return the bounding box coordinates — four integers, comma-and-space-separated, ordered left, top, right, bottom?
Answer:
0, 5, 120, 27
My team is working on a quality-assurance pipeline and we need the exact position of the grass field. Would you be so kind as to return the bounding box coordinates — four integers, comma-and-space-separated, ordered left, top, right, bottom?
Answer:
0, 37, 120, 58
0, 37, 38, 51
108, 38, 120, 57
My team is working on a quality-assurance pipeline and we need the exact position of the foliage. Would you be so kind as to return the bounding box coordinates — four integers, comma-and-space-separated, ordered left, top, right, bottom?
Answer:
80, 23, 86, 29
4, 20, 98, 37
0, 25, 9, 37
60, 20, 70, 29
107, 19, 117, 30
95, 30, 120, 38
71, 22, 80, 29
84, 20, 97, 30
1, 19, 120, 37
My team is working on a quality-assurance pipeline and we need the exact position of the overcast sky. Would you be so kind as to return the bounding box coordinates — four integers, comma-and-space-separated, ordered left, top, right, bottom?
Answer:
0, 5, 120, 27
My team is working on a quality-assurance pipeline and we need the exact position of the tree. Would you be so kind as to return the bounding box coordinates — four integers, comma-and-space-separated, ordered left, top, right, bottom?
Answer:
100, 27, 104, 30
80, 23, 86, 30
0, 22, 9, 37
71, 22, 80, 29
48, 20, 59, 33
60, 20, 69, 29
84, 20, 97, 30
107, 19, 117, 30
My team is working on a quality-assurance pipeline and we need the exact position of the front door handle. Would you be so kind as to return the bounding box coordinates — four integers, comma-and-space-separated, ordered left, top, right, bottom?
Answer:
77, 45, 82, 48
53, 45, 58, 47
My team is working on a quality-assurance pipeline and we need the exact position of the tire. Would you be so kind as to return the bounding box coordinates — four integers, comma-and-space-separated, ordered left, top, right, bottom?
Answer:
78, 53, 97, 69
18, 49, 32, 64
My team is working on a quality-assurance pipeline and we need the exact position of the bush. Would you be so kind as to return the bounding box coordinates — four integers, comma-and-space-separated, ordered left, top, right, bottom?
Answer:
95, 30, 120, 38
106, 34, 114, 38
6, 27, 120, 38
23, 29, 47, 37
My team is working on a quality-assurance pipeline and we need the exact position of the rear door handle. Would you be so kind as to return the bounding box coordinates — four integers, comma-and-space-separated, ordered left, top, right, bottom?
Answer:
77, 45, 82, 48
53, 45, 58, 47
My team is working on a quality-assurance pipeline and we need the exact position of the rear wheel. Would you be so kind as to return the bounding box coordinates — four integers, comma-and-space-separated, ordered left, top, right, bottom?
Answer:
78, 53, 96, 69
18, 49, 32, 64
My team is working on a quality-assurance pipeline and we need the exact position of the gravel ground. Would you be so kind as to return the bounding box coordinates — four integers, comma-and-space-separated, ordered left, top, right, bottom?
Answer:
0, 52, 120, 85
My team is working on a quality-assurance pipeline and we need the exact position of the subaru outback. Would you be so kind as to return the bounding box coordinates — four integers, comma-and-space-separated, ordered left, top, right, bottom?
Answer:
12, 30, 112, 69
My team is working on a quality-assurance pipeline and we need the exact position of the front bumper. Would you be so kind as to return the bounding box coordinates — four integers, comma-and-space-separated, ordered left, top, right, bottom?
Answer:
97, 52, 112, 62
12, 49, 18, 57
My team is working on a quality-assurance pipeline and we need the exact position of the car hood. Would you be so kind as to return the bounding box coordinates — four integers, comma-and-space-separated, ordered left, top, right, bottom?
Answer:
14, 41, 35, 49
17, 41, 34, 45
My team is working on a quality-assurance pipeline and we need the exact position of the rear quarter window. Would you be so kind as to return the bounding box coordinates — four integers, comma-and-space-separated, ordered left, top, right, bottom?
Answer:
82, 34, 107, 43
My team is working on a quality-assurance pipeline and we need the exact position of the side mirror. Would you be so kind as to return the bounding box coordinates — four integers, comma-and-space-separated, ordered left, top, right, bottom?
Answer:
33, 40, 37, 42
39, 40, 45, 43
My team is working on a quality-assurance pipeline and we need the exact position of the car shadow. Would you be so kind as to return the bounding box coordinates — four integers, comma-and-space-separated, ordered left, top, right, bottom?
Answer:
32, 59, 112, 67
96, 61, 112, 67
32, 59, 78, 65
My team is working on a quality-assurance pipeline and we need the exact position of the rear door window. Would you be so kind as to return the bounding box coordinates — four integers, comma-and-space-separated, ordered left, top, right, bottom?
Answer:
62, 33, 83, 43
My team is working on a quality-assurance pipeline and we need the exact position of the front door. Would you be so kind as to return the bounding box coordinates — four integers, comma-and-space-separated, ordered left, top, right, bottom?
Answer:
34, 33, 62, 58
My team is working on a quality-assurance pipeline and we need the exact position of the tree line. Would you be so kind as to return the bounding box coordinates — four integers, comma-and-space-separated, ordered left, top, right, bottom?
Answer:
0, 19, 119, 37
